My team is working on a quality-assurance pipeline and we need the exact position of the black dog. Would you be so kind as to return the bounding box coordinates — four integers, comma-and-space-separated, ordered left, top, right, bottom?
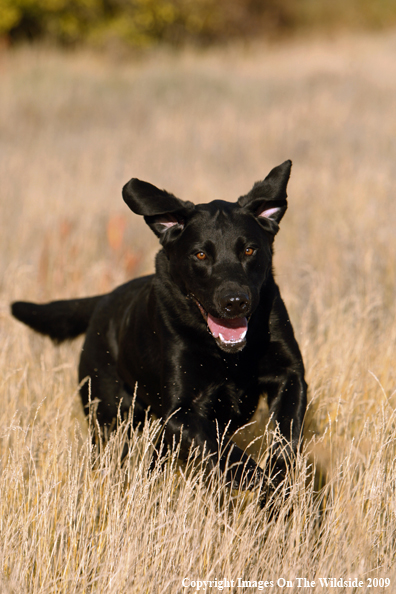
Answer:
12, 160, 307, 493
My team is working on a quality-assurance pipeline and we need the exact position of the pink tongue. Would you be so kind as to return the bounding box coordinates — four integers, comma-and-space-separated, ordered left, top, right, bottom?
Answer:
207, 314, 248, 343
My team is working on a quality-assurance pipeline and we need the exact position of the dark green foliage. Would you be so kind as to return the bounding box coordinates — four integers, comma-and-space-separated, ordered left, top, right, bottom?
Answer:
1, 0, 396, 47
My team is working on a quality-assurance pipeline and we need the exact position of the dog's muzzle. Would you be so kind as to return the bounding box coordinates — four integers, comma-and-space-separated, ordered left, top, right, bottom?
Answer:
190, 296, 248, 353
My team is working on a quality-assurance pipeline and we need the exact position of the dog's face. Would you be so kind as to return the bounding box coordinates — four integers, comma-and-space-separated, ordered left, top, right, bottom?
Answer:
163, 202, 276, 353
123, 160, 291, 353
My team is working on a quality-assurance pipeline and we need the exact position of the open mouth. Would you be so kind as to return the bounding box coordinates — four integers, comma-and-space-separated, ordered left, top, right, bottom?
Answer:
191, 296, 248, 353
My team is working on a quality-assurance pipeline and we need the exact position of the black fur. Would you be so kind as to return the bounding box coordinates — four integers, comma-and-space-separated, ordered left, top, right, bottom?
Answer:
11, 160, 307, 494
12, 296, 102, 343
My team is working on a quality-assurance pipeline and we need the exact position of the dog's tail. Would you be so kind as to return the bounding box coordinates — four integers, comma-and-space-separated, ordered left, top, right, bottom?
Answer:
11, 295, 104, 343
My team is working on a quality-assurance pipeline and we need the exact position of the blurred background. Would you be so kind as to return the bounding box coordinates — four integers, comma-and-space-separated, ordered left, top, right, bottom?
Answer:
1, 0, 396, 48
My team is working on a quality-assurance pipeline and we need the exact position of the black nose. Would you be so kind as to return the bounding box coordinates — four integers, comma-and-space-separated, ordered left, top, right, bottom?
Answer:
219, 292, 250, 317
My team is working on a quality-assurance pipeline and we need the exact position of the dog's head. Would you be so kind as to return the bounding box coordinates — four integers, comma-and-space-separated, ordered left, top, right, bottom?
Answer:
122, 160, 291, 353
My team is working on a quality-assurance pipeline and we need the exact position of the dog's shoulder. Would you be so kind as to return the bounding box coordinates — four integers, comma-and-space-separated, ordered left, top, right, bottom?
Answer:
89, 274, 155, 329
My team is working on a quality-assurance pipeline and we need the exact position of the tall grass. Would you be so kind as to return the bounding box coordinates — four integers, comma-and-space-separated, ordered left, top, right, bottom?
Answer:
1, 30, 396, 592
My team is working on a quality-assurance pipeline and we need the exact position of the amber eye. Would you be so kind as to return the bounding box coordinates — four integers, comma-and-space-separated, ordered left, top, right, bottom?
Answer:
196, 252, 207, 260
245, 247, 254, 256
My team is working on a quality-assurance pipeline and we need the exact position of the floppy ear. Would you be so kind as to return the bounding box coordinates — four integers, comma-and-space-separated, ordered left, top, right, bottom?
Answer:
122, 178, 195, 239
238, 160, 292, 233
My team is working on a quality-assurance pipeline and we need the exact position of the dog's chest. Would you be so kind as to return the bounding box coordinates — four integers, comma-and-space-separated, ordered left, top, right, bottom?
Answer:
187, 358, 259, 426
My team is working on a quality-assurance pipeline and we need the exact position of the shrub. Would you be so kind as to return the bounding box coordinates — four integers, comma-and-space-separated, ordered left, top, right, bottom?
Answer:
1, 0, 396, 47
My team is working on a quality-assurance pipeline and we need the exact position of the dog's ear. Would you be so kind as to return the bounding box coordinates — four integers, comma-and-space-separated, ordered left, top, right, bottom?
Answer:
238, 160, 292, 233
123, 178, 195, 240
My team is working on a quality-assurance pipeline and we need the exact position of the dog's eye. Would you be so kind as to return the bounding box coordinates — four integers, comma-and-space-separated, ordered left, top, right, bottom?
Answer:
196, 252, 207, 261
244, 247, 254, 256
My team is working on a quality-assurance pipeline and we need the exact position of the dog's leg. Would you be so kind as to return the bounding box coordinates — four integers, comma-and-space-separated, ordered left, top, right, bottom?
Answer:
164, 412, 264, 490
265, 370, 307, 486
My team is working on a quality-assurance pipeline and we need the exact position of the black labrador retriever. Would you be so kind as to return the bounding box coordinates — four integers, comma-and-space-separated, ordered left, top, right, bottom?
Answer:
12, 160, 307, 494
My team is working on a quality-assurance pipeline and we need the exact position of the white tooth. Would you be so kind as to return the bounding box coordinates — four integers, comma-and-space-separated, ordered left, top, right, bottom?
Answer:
219, 330, 247, 344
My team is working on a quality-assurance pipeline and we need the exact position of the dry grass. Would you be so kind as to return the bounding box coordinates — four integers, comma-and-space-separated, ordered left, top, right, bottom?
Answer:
1, 30, 396, 592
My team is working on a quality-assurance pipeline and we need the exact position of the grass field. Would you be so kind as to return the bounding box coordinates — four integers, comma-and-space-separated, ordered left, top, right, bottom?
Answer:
1, 30, 396, 593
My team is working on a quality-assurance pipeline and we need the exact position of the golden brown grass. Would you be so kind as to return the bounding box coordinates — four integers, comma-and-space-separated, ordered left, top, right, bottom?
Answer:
1, 30, 396, 592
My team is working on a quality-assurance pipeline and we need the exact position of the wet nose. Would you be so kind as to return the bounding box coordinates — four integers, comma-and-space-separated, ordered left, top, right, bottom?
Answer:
219, 292, 250, 317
